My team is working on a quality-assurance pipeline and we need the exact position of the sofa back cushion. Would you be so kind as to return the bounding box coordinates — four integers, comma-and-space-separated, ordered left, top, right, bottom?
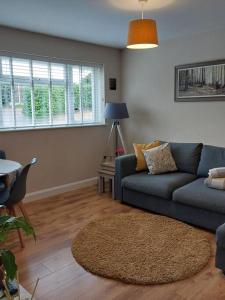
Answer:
197, 145, 225, 177
169, 142, 203, 174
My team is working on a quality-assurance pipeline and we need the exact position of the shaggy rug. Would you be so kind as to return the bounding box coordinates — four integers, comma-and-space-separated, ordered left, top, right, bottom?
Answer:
71, 212, 211, 285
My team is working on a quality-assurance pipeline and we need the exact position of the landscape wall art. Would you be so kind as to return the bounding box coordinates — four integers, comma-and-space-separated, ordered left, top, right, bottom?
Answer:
175, 60, 225, 102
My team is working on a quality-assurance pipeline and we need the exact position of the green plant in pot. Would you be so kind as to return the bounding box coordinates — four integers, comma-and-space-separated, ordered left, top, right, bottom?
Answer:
0, 206, 35, 297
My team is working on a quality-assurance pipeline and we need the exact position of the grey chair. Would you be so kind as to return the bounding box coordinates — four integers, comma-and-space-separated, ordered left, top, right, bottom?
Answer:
4, 158, 37, 248
0, 150, 6, 160
0, 150, 6, 192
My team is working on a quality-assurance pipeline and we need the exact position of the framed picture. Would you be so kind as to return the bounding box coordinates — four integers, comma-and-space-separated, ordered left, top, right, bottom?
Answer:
175, 60, 225, 102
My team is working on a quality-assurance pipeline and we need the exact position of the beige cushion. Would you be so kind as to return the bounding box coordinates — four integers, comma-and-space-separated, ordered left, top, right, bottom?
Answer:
205, 177, 225, 190
143, 143, 178, 175
208, 168, 225, 178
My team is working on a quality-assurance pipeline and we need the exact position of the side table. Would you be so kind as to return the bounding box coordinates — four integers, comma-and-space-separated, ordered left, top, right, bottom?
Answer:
98, 158, 115, 199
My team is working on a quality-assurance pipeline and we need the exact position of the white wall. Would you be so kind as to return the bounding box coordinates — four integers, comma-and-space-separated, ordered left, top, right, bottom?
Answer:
121, 28, 225, 151
0, 26, 121, 193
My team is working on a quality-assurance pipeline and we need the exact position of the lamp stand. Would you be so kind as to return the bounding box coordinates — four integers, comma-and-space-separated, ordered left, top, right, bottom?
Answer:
104, 121, 127, 160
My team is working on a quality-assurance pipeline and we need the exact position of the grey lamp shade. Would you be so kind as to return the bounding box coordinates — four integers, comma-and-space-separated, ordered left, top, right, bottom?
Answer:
105, 103, 129, 120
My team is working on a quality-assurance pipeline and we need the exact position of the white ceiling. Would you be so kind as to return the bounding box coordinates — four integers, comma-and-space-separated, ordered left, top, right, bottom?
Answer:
0, 0, 225, 48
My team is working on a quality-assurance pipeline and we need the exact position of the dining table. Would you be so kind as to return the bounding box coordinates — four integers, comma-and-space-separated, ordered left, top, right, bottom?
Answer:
0, 159, 22, 187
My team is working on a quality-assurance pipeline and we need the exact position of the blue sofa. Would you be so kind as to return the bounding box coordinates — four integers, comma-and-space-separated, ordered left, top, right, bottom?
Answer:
115, 142, 225, 231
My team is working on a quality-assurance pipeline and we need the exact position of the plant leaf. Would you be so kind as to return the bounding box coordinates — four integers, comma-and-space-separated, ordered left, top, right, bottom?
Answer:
0, 249, 17, 280
0, 231, 6, 243
0, 216, 36, 242
0, 216, 12, 225
9, 217, 36, 239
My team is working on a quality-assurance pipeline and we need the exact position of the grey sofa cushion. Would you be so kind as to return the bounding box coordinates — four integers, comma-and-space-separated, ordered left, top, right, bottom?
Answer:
169, 142, 203, 174
122, 172, 196, 200
197, 145, 225, 177
173, 178, 225, 214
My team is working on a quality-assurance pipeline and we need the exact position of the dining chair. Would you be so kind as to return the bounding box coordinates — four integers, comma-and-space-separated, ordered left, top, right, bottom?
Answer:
0, 150, 6, 160
5, 158, 37, 248
0, 150, 6, 193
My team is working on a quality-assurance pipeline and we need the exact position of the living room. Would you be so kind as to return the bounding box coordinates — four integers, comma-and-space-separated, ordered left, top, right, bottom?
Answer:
0, 0, 225, 299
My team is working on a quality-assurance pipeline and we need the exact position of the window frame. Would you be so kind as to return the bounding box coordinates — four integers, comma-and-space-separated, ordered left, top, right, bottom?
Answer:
0, 52, 105, 131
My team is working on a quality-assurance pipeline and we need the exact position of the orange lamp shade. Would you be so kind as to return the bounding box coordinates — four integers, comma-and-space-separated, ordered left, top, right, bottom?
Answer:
127, 19, 159, 49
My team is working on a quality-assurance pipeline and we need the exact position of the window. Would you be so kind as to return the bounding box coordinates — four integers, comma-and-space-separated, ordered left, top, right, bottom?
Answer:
0, 56, 105, 130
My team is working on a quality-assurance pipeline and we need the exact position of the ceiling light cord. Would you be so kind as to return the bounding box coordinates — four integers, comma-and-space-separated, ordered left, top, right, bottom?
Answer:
139, 0, 147, 19
141, 2, 144, 19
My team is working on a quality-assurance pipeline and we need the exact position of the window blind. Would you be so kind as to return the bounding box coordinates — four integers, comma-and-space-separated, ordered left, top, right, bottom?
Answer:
0, 56, 105, 130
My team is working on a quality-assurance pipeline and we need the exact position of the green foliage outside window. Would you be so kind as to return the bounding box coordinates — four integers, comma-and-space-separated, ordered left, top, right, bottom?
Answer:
22, 85, 65, 117
22, 73, 92, 117
0, 73, 93, 118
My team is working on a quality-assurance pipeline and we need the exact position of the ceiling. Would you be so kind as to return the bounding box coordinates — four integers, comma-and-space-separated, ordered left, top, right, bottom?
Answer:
0, 0, 225, 48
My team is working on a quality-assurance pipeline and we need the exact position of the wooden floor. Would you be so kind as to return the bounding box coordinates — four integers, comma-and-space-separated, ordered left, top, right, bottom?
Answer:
7, 185, 225, 300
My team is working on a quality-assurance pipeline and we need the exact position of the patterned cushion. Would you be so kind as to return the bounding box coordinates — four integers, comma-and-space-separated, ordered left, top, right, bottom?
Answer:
143, 143, 178, 175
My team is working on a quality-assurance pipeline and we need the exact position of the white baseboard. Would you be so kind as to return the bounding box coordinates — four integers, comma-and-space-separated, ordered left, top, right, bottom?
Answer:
24, 177, 98, 203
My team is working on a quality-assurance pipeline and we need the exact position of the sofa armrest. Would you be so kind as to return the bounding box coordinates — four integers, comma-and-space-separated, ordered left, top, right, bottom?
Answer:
216, 223, 225, 247
0, 150, 6, 160
115, 154, 137, 201
215, 223, 225, 273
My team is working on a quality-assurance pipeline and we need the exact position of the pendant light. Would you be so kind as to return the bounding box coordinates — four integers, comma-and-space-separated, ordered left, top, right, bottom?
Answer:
127, 0, 159, 49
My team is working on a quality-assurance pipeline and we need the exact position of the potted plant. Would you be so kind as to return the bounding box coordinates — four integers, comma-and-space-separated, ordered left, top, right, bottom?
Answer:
0, 206, 35, 298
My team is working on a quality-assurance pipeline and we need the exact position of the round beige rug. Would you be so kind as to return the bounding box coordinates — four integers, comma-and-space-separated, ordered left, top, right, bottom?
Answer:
71, 212, 211, 285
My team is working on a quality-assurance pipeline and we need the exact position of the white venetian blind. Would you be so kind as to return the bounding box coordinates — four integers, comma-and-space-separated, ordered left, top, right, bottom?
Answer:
0, 55, 105, 130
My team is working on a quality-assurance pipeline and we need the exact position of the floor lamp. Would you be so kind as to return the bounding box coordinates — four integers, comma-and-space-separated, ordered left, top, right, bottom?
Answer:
104, 103, 129, 162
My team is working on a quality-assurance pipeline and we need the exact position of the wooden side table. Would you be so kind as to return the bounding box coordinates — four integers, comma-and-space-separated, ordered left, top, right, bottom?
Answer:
99, 171, 115, 199
98, 158, 115, 199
